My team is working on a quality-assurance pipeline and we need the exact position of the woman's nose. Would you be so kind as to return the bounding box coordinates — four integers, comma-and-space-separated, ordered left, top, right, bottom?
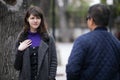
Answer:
34, 19, 38, 22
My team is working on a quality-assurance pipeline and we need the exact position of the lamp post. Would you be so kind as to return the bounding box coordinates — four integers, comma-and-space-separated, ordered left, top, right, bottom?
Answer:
106, 0, 113, 32
52, 0, 56, 39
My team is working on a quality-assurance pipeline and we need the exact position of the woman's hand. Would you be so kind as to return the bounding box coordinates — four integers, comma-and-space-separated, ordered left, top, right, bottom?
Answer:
18, 39, 32, 51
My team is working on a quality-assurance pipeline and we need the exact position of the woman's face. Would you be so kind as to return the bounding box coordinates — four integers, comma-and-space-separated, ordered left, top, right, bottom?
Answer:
27, 14, 41, 32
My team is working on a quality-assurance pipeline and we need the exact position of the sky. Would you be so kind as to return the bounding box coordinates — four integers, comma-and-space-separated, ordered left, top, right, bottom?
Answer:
90, 0, 100, 6
90, 0, 113, 5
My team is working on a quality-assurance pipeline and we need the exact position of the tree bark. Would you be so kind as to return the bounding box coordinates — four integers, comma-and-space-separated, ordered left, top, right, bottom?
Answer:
0, 0, 26, 79
56, 0, 69, 42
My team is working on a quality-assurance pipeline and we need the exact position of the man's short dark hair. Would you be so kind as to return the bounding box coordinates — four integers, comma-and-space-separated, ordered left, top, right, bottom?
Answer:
88, 4, 110, 26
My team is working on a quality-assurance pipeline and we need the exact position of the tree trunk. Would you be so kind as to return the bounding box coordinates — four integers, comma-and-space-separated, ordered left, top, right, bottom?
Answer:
56, 0, 69, 42
0, 0, 24, 79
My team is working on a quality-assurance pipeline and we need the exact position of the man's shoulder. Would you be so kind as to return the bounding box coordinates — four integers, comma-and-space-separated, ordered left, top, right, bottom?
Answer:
76, 32, 93, 41
74, 31, 99, 46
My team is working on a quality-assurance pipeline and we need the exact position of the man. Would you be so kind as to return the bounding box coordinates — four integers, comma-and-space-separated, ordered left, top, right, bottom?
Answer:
66, 4, 120, 80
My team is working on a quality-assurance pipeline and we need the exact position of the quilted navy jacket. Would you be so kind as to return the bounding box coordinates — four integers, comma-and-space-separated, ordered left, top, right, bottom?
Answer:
66, 27, 120, 80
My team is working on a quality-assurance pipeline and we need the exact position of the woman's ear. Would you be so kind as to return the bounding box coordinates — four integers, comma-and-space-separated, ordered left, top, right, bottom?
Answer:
27, 18, 29, 22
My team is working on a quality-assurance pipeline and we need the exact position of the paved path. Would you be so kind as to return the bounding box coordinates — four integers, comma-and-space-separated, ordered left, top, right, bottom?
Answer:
56, 42, 73, 80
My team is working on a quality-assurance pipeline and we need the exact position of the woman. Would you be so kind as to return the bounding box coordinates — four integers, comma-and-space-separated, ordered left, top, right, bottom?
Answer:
14, 6, 57, 80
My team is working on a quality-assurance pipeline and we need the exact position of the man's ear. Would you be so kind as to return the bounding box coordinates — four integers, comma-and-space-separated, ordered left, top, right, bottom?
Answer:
91, 18, 95, 25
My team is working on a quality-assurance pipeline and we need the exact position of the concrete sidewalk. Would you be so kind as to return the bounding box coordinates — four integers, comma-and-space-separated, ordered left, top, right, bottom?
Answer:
56, 42, 73, 80
56, 66, 66, 80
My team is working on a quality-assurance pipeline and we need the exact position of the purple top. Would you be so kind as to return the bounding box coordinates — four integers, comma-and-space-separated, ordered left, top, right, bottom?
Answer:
28, 31, 41, 47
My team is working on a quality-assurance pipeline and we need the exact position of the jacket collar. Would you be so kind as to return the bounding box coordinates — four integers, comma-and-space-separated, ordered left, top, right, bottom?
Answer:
22, 39, 49, 79
94, 26, 107, 31
37, 40, 48, 72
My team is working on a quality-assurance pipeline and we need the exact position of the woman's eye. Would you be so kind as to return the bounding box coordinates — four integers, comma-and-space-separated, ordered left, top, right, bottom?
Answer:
30, 17, 35, 19
30, 17, 40, 19
36, 17, 40, 19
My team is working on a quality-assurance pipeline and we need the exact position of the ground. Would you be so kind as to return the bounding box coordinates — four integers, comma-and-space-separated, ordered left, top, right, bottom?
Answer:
56, 42, 73, 80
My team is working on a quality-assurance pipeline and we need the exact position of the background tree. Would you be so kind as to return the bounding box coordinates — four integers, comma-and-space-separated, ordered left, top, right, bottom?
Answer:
56, 0, 68, 42
101, 0, 120, 40
56, 0, 90, 42
113, 0, 120, 40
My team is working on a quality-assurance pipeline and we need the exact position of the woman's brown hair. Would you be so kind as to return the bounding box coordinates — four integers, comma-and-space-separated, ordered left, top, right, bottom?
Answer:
23, 6, 48, 34
18, 6, 49, 43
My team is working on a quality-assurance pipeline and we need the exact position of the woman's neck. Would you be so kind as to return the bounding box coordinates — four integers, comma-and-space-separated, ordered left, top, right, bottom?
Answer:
30, 29, 37, 33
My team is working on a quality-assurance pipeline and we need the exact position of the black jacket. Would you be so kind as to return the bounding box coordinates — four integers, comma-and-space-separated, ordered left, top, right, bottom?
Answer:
14, 33, 57, 80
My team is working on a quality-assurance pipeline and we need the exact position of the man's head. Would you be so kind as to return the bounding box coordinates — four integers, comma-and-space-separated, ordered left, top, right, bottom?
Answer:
87, 4, 110, 29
